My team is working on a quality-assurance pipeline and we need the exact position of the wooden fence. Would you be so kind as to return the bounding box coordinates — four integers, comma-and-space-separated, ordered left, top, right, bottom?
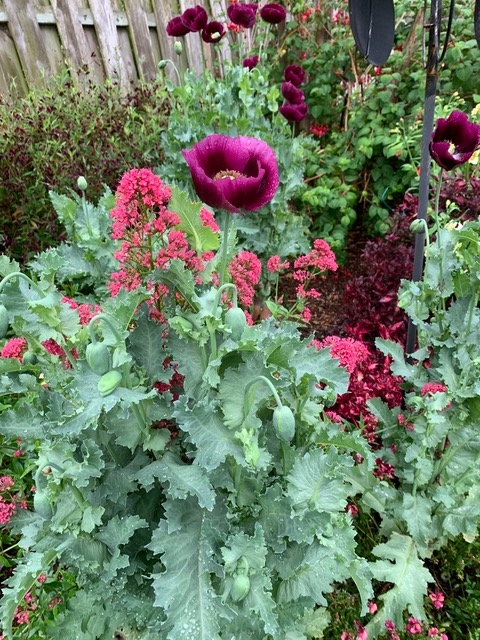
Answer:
0, 0, 233, 95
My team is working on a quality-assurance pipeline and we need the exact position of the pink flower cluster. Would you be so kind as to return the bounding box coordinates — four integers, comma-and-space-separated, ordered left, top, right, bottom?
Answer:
0, 475, 27, 525
108, 169, 214, 319
1, 337, 27, 361
312, 335, 369, 373
421, 382, 447, 396
61, 296, 101, 325
229, 250, 262, 307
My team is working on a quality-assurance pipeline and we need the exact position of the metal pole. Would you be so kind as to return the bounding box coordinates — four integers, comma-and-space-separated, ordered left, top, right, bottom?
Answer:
405, 0, 442, 356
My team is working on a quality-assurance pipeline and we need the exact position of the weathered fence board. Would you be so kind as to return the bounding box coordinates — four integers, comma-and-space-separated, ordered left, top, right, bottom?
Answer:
0, 0, 239, 95
3, 0, 52, 86
50, 0, 94, 85
123, 0, 157, 81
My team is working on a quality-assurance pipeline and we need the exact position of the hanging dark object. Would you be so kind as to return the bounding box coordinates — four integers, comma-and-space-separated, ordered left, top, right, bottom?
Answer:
475, 0, 480, 48
348, 0, 395, 66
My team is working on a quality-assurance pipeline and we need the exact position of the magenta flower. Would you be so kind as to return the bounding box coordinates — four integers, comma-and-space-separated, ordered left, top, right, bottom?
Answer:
243, 55, 259, 70
182, 134, 279, 214
430, 110, 480, 171
202, 21, 226, 43
260, 2, 287, 24
279, 101, 309, 122
227, 3, 256, 28
166, 16, 191, 37
281, 81, 304, 104
181, 5, 208, 32
283, 64, 306, 86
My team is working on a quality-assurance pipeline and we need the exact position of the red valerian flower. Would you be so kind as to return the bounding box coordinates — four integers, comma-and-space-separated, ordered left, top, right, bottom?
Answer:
283, 64, 306, 86
182, 134, 279, 214
281, 81, 304, 104
430, 110, 480, 171
242, 55, 259, 70
279, 101, 309, 122
260, 2, 287, 24
166, 15, 191, 37
202, 21, 226, 43
227, 2, 256, 28
181, 5, 208, 32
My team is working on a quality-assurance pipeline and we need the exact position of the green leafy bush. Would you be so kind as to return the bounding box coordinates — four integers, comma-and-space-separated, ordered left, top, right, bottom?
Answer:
0, 71, 170, 262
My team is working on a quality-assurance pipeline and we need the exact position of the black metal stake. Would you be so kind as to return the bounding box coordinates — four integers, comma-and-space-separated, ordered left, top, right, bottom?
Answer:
405, 0, 443, 356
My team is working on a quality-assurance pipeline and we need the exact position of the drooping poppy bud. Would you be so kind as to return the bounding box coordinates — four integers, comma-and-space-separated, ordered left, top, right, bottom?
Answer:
242, 55, 259, 71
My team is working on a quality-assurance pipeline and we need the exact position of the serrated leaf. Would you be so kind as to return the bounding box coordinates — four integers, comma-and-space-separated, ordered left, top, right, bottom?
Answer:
401, 493, 432, 551
293, 344, 350, 396
135, 451, 216, 510
127, 308, 169, 382
0, 404, 45, 439
365, 533, 433, 636
169, 187, 220, 253
173, 397, 244, 470
287, 448, 351, 515
148, 496, 232, 640
375, 338, 416, 380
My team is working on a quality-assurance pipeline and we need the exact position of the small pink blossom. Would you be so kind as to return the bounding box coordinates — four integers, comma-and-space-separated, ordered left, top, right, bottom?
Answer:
421, 382, 447, 396
229, 250, 261, 307
266, 255, 290, 273
37, 573, 46, 583
368, 601, 378, 614
406, 617, 422, 634
200, 207, 220, 232
346, 504, 359, 517
429, 590, 445, 609
373, 457, 395, 481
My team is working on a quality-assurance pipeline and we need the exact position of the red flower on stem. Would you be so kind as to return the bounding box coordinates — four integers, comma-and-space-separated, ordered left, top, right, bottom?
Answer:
430, 110, 480, 171
182, 134, 279, 214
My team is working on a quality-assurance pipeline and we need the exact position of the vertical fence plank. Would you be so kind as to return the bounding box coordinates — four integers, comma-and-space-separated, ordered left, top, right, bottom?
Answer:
3, 0, 52, 89
87, 0, 125, 87
151, 0, 178, 83
0, 27, 29, 95
123, 0, 157, 81
50, 0, 94, 85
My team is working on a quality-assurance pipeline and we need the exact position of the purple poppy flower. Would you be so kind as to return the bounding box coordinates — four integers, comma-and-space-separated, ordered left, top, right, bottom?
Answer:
243, 55, 259, 70
227, 3, 256, 28
279, 101, 309, 122
182, 134, 279, 214
429, 110, 480, 171
181, 5, 208, 32
281, 81, 304, 105
260, 2, 287, 24
202, 21, 226, 43
166, 15, 191, 37
283, 64, 306, 86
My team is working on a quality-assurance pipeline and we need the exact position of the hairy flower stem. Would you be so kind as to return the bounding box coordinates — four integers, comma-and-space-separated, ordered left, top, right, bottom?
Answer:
81, 192, 94, 237
88, 313, 124, 344
209, 283, 239, 360
218, 210, 233, 288
433, 171, 446, 315
243, 375, 282, 418
0, 271, 45, 297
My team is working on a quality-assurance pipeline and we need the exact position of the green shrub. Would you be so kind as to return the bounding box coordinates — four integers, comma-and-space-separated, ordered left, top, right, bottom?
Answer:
0, 71, 170, 262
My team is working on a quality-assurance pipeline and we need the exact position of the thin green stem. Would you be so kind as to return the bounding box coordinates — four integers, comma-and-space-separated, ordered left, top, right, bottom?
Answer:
243, 375, 282, 417
0, 272, 44, 297
81, 193, 93, 237
88, 313, 123, 344
433, 171, 446, 313
218, 210, 233, 288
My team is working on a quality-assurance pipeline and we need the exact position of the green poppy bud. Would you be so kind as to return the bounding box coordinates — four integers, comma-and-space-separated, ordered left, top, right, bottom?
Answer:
86, 342, 111, 376
409, 219, 426, 234
272, 405, 296, 442
158, 59, 168, 70
97, 370, 122, 396
0, 304, 9, 339
77, 176, 88, 191
225, 306, 247, 340
174, 41, 183, 56
230, 574, 250, 603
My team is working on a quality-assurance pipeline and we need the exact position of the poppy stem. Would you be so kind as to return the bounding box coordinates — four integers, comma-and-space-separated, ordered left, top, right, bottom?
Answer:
218, 210, 233, 288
